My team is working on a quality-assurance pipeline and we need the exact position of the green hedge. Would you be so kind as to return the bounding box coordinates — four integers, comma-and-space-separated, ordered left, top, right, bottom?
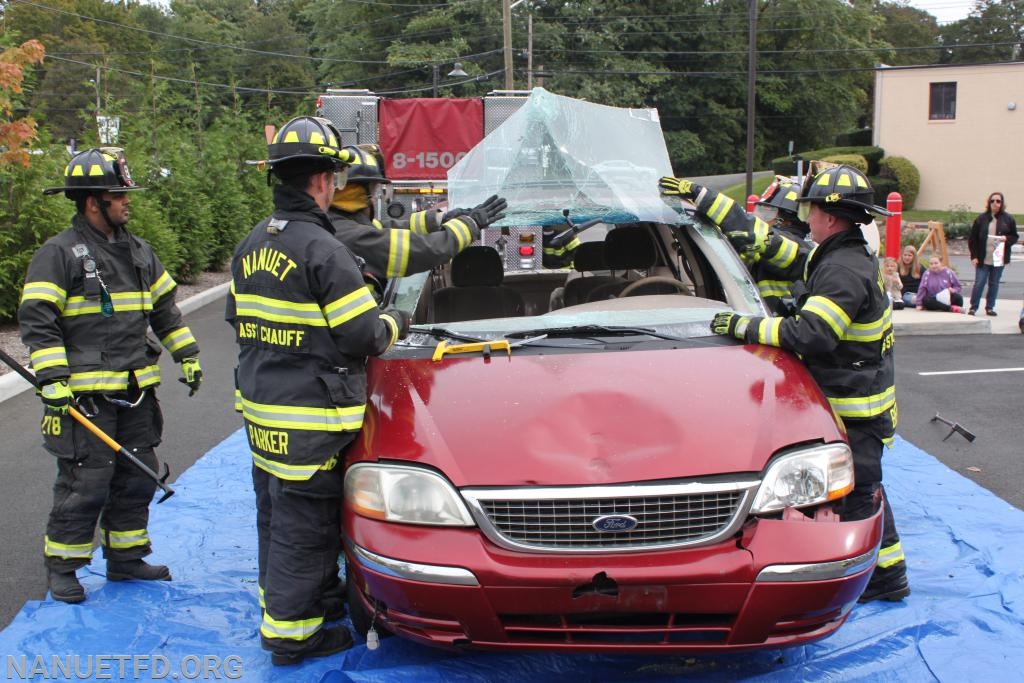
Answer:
771, 146, 885, 176
879, 156, 921, 210
819, 154, 868, 175
870, 176, 900, 205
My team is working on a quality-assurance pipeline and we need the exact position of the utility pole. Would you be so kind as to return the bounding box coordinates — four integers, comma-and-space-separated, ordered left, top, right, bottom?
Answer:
94, 65, 101, 114
503, 0, 513, 90
432, 64, 439, 97
745, 0, 758, 197
527, 13, 533, 90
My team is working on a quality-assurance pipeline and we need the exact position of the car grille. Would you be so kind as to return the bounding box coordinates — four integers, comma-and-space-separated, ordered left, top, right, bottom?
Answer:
462, 481, 755, 552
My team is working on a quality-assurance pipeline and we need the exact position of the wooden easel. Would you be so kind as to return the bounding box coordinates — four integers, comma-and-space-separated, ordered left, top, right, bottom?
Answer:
916, 221, 949, 265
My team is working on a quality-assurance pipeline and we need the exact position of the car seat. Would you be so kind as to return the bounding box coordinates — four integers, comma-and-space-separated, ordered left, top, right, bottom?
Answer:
585, 226, 661, 301
432, 246, 526, 322
561, 241, 628, 307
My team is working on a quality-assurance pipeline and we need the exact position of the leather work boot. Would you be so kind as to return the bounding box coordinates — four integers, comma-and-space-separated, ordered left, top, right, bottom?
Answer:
323, 579, 347, 621
106, 559, 172, 582
47, 569, 85, 604
271, 625, 353, 666
858, 562, 910, 603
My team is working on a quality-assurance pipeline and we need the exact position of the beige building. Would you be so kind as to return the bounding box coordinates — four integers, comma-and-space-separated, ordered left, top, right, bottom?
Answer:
873, 62, 1024, 213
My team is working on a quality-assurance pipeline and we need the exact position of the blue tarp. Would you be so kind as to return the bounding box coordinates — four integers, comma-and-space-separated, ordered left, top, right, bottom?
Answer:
3, 431, 1023, 682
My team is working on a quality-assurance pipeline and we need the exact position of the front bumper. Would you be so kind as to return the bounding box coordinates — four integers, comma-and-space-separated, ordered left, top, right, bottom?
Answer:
344, 505, 883, 653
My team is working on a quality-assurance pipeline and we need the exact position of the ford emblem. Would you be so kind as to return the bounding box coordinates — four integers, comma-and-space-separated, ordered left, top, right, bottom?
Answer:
592, 514, 638, 533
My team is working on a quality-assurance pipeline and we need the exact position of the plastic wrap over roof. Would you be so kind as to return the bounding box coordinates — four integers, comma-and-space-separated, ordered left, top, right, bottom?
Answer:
447, 88, 680, 227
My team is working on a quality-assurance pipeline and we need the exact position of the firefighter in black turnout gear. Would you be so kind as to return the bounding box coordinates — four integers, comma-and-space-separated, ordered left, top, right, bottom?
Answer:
226, 116, 410, 666
19, 148, 201, 604
751, 177, 814, 314
327, 144, 506, 297
661, 165, 909, 603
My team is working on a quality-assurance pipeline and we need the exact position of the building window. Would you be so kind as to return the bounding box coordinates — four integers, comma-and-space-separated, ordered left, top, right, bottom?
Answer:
929, 82, 956, 120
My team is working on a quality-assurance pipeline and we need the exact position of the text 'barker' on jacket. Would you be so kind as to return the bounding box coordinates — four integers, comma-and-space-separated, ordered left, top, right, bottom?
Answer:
19, 215, 198, 392
226, 186, 402, 481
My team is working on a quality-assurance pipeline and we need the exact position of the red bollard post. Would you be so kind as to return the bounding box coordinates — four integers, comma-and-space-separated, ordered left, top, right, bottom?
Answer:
747, 194, 759, 213
886, 192, 902, 259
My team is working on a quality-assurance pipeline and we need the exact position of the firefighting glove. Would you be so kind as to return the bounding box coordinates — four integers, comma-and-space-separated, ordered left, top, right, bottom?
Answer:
469, 195, 508, 229
442, 207, 472, 223
39, 380, 73, 415
724, 219, 770, 264
711, 312, 751, 340
178, 357, 203, 397
381, 307, 412, 342
658, 176, 703, 200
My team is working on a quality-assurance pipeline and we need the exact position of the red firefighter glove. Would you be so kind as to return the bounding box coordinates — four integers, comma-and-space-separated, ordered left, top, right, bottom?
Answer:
710, 312, 751, 340
178, 357, 203, 397
658, 176, 703, 200
380, 307, 412, 343
40, 380, 73, 415
468, 195, 508, 229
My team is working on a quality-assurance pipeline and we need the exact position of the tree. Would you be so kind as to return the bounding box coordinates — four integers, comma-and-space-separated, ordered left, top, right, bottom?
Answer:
940, 0, 1024, 64
1, 39, 46, 166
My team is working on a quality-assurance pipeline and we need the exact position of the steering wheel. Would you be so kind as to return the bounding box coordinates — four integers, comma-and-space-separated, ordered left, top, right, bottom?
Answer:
618, 277, 692, 298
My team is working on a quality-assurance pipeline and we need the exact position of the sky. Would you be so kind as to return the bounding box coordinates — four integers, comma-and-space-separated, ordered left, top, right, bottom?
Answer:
905, 0, 977, 23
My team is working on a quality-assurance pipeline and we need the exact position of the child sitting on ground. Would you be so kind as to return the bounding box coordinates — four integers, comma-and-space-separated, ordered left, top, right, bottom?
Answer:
915, 255, 965, 313
882, 257, 904, 310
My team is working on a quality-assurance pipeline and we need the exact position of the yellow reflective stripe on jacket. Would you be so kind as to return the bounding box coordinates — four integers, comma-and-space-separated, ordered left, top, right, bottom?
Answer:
134, 364, 161, 389
260, 611, 323, 641
241, 397, 365, 432
234, 388, 243, 413
844, 309, 892, 342
381, 313, 399, 347
443, 218, 474, 250
766, 236, 799, 270
801, 295, 851, 339
409, 210, 431, 234
233, 292, 327, 327
21, 281, 67, 309
150, 271, 176, 302
161, 326, 197, 354
827, 385, 896, 420
707, 193, 735, 225
30, 346, 69, 372
252, 451, 323, 481
387, 229, 411, 277
755, 317, 784, 346
69, 370, 131, 393
758, 280, 790, 299
322, 287, 377, 329
101, 527, 150, 549
877, 540, 905, 568
44, 536, 93, 559
63, 291, 153, 317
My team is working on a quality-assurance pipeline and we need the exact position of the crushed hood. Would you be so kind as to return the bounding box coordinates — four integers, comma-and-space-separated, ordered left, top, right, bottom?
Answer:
357, 345, 844, 487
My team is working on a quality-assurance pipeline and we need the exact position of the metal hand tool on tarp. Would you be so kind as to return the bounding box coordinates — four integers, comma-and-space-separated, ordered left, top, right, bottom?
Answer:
931, 413, 976, 443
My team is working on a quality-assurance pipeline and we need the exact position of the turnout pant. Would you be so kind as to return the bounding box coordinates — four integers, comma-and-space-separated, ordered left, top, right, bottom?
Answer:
255, 459, 345, 655
43, 392, 163, 572
839, 421, 904, 573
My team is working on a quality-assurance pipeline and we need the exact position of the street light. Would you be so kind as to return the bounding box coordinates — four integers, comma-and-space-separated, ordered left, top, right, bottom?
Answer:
432, 62, 469, 97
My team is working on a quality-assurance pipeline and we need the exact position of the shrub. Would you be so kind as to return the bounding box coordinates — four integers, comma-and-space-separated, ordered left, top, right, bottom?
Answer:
835, 128, 872, 147
770, 146, 885, 176
869, 176, 900, 205
879, 157, 920, 210
819, 154, 868, 175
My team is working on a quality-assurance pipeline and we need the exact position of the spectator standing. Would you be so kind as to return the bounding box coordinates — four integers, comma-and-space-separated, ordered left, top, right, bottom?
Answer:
967, 192, 1019, 316
897, 244, 922, 307
916, 255, 964, 312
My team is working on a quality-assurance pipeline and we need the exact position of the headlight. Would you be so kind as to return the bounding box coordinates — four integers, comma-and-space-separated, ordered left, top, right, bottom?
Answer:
345, 463, 476, 527
750, 443, 854, 514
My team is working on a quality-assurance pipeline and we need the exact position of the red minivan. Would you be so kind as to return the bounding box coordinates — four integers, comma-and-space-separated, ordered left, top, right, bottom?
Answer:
341, 213, 883, 654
